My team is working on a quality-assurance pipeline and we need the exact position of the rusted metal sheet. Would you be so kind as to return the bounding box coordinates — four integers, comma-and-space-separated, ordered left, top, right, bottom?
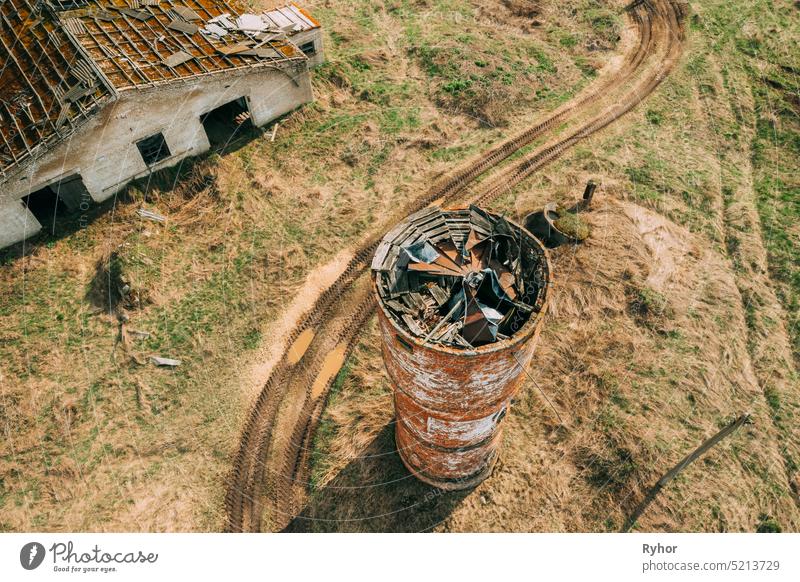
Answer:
373, 207, 552, 490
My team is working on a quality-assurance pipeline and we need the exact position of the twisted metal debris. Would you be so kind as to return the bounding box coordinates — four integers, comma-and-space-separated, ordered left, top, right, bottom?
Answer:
372, 206, 547, 348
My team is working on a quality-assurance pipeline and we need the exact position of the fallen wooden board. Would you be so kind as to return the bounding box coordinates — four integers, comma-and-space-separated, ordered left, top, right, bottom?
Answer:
151, 356, 181, 367
162, 50, 194, 68
168, 19, 199, 34
216, 42, 253, 56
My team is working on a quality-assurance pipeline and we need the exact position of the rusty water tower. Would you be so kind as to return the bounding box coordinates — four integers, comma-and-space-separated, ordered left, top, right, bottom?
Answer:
371, 206, 551, 490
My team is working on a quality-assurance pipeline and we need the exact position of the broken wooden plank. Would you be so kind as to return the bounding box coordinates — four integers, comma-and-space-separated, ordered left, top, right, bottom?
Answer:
119, 8, 152, 21
162, 50, 194, 68
63, 83, 97, 103
428, 284, 450, 306
401, 314, 425, 337
168, 19, 199, 34
151, 356, 181, 367
55, 104, 71, 128
236, 48, 278, 58
215, 42, 253, 56
62, 18, 88, 36
137, 208, 166, 223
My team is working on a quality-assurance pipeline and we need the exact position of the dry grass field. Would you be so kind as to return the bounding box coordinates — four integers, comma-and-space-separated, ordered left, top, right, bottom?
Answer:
1, 0, 798, 532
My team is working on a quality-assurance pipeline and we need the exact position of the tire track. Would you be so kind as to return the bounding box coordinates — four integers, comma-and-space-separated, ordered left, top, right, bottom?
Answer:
225, 0, 687, 532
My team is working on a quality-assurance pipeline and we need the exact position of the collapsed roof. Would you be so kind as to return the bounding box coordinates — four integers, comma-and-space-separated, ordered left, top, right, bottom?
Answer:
0, 0, 319, 178
372, 206, 549, 349
72, 0, 318, 90
0, 0, 113, 177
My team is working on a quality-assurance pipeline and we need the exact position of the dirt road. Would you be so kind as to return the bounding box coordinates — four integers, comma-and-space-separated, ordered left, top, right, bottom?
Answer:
224, 0, 688, 532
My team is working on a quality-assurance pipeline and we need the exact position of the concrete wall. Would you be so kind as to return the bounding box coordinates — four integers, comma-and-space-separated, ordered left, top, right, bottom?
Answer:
291, 28, 325, 68
0, 60, 315, 248
0, 200, 41, 248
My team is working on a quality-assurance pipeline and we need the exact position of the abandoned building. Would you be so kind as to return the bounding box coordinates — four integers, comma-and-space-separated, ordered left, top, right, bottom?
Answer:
372, 206, 552, 489
0, 0, 323, 249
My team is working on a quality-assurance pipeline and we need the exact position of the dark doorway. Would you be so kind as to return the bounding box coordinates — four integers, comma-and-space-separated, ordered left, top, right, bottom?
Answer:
23, 175, 91, 235
23, 186, 66, 236
201, 97, 254, 152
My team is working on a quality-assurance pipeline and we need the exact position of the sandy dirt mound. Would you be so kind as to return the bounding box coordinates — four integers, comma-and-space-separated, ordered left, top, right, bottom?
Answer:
622, 202, 693, 292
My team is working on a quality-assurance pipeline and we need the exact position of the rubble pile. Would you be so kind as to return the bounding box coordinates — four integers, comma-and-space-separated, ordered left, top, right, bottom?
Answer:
372, 206, 548, 348
199, 5, 311, 44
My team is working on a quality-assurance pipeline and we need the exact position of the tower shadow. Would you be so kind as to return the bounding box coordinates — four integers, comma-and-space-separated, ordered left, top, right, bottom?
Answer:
285, 424, 473, 532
